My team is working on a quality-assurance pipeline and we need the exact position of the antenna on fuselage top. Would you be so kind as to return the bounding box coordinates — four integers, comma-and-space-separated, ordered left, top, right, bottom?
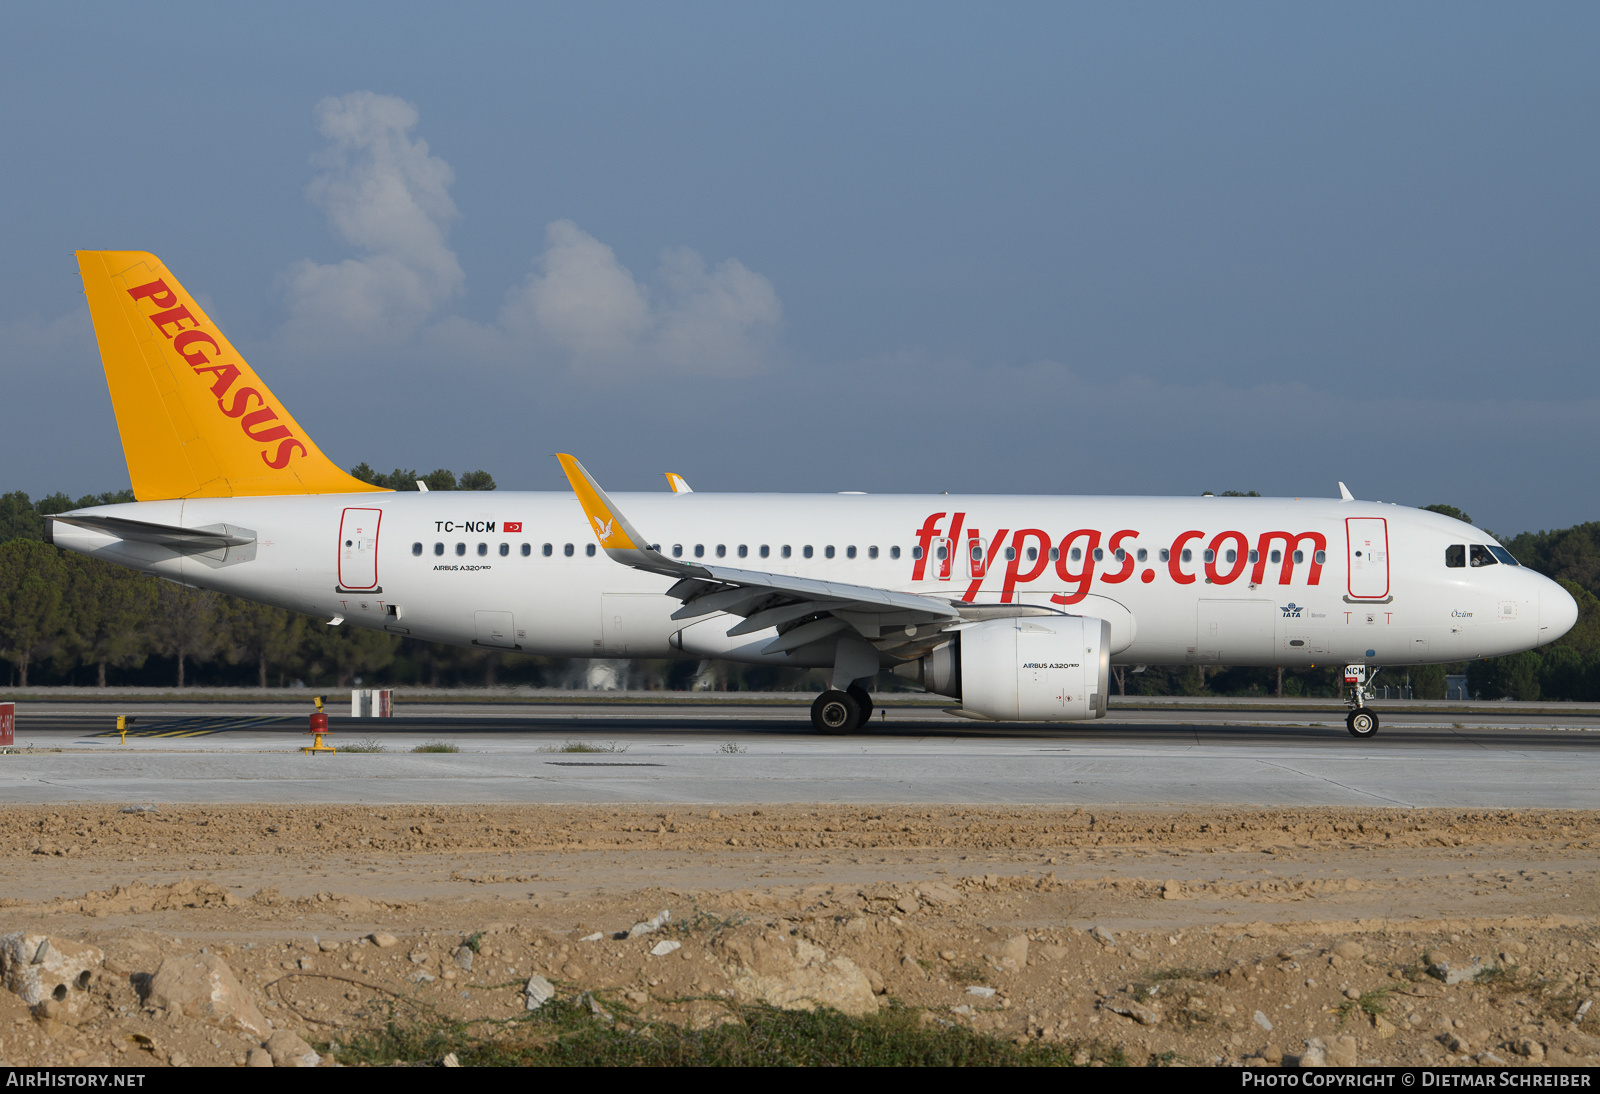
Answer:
1338, 482, 1354, 501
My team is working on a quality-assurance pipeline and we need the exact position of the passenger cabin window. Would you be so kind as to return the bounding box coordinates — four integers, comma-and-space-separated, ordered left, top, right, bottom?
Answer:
1136, 548, 1148, 562
1470, 544, 1497, 567
564, 543, 574, 557
847, 546, 857, 559
738, 545, 748, 558
1270, 549, 1282, 563
1315, 550, 1326, 564
499, 543, 509, 557
716, 545, 726, 557
1093, 548, 1104, 562
1293, 550, 1304, 563
907, 546, 918, 560
477, 543, 488, 556
760, 545, 770, 558
694, 545, 705, 558
825, 546, 835, 559
1159, 548, 1170, 562
543, 543, 553, 556
1070, 547, 1082, 562
868, 546, 878, 559
1005, 546, 1016, 561
888, 546, 899, 559
412, 542, 422, 556
672, 544, 683, 558
782, 545, 792, 558
433, 543, 444, 556
586, 544, 596, 557
1026, 547, 1037, 561
804, 546, 814, 558
455, 543, 466, 556
935, 545, 947, 561
1050, 547, 1060, 561
521, 544, 531, 557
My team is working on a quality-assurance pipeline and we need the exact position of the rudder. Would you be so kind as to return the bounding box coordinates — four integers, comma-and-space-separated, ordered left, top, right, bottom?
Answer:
76, 250, 384, 500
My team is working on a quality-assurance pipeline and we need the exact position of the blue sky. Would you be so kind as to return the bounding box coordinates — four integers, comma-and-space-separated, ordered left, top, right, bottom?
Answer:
2, 2, 1597, 534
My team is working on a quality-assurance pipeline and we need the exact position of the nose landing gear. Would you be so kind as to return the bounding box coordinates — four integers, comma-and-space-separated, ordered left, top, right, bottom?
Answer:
1343, 664, 1380, 738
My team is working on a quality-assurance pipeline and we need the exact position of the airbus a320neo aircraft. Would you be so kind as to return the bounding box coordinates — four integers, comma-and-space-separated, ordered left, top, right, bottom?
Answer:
49, 252, 1579, 736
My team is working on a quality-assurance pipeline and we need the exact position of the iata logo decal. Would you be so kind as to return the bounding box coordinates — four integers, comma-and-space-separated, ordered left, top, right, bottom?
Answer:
126, 278, 308, 470
1280, 602, 1304, 618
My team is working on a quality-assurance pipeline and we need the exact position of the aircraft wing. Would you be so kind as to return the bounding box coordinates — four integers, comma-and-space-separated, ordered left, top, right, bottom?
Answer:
558, 454, 976, 655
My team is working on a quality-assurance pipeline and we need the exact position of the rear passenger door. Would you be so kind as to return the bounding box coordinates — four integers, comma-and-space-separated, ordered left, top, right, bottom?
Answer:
1346, 517, 1390, 599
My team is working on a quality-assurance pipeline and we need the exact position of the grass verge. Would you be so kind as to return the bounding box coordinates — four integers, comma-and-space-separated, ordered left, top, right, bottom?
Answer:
329, 999, 1105, 1067
412, 741, 461, 753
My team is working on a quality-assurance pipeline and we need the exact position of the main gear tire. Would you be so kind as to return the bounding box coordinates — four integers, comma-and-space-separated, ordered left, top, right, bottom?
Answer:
847, 684, 874, 726
1346, 709, 1379, 739
811, 690, 859, 735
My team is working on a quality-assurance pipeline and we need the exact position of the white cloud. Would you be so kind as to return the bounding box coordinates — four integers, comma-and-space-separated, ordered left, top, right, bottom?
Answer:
502, 220, 651, 361
281, 92, 464, 346
652, 246, 781, 374
500, 221, 782, 377
279, 93, 781, 378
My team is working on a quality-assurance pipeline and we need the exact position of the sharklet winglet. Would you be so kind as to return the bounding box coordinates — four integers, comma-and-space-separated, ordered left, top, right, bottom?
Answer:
556, 454, 697, 580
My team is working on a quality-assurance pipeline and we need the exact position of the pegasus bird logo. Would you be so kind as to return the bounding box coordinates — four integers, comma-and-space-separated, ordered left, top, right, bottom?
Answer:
592, 515, 615, 542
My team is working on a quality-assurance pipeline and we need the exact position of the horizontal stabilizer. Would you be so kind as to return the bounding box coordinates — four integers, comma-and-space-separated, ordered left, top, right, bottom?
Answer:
48, 513, 255, 553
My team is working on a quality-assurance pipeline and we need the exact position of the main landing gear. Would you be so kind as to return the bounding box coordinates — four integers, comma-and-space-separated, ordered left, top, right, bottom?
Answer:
810, 684, 876, 734
1343, 663, 1380, 739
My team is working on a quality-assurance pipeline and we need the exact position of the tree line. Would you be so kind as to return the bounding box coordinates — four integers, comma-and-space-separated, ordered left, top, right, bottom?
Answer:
2, 481, 1599, 698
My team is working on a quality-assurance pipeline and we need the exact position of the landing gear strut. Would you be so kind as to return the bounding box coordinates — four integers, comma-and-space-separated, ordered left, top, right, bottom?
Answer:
1343, 663, 1380, 739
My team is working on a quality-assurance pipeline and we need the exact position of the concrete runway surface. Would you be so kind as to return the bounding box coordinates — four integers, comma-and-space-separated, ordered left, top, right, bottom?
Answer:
2, 700, 1597, 808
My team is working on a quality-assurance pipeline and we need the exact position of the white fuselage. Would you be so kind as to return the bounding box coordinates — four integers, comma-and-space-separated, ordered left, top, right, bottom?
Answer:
50, 492, 1575, 670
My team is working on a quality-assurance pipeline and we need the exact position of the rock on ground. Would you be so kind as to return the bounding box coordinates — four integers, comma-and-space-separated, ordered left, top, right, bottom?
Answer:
143, 952, 267, 1037
0, 933, 102, 1009
264, 1030, 319, 1067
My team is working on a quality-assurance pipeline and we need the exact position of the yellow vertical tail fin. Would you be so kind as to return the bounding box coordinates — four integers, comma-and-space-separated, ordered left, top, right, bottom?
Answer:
75, 250, 384, 500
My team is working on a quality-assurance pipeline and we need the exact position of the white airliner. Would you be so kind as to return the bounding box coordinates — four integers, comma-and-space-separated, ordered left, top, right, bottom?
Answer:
47, 252, 1579, 736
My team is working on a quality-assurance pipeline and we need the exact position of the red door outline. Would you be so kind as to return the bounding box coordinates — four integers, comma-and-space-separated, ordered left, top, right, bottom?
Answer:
339, 508, 383, 590
1345, 516, 1389, 599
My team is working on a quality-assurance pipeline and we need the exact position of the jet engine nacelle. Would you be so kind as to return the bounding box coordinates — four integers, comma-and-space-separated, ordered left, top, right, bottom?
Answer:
899, 616, 1111, 721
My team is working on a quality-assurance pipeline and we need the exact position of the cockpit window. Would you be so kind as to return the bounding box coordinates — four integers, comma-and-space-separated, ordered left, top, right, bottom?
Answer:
1469, 544, 1497, 567
1445, 544, 1465, 568
1487, 546, 1520, 566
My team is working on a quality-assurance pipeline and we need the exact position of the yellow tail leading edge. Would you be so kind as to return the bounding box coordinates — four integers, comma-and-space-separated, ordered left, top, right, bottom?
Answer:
76, 250, 384, 500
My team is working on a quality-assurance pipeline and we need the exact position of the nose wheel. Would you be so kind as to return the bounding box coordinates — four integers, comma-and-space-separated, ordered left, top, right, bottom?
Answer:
1346, 709, 1379, 738
1341, 662, 1380, 738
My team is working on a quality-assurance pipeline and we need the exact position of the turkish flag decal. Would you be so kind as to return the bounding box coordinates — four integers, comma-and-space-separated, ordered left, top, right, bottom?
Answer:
503, 521, 523, 533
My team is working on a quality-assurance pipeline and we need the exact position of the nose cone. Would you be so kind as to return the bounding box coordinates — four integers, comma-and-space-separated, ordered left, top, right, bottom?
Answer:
1539, 582, 1579, 646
